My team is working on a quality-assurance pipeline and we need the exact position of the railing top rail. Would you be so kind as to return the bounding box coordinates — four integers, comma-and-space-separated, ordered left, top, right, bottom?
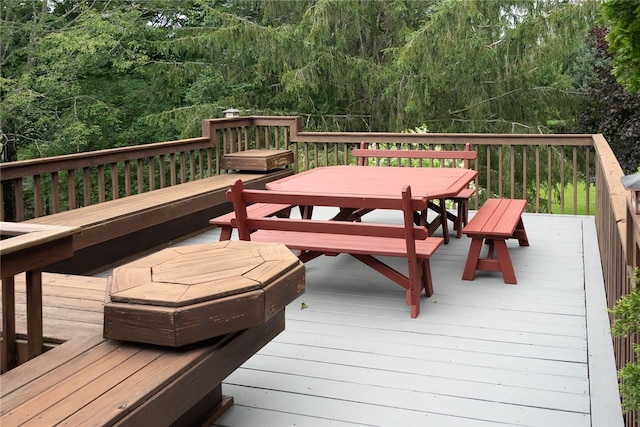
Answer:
292, 131, 596, 146
0, 222, 79, 252
0, 137, 210, 180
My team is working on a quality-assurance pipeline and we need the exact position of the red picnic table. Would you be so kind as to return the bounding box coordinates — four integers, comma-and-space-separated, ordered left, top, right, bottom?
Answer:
266, 165, 477, 243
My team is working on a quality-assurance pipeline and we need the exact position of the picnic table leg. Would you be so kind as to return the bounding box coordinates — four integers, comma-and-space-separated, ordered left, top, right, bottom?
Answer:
438, 199, 450, 244
462, 237, 483, 281
421, 259, 434, 297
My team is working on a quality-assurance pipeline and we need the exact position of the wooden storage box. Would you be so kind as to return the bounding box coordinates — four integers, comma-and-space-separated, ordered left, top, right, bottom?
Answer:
103, 240, 305, 347
221, 149, 294, 171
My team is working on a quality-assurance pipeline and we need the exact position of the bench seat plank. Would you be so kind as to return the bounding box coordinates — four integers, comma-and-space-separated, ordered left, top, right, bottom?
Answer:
210, 202, 293, 241
251, 229, 442, 258
462, 199, 529, 284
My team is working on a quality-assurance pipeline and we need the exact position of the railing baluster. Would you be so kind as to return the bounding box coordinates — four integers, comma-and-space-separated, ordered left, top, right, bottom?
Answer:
510, 145, 515, 198
136, 159, 144, 193
33, 175, 42, 217
125, 161, 132, 196
535, 146, 540, 212
51, 172, 60, 214
170, 153, 177, 186
160, 155, 167, 188
111, 163, 119, 200
586, 148, 591, 216
573, 146, 578, 215
547, 145, 552, 213
180, 153, 186, 183
98, 164, 106, 203
498, 145, 503, 198
485, 145, 491, 199
189, 152, 196, 181
148, 156, 155, 190
242, 127, 249, 150
522, 146, 527, 203
68, 169, 76, 210
197, 150, 204, 179
560, 145, 566, 214
83, 167, 91, 206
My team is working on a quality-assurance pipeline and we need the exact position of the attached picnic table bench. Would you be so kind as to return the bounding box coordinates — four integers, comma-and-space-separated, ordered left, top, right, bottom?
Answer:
224, 179, 444, 318
461, 198, 529, 284
210, 202, 293, 241
24, 169, 293, 274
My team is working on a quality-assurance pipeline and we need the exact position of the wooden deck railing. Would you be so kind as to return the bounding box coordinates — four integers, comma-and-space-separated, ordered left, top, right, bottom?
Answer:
290, 131, 595, 214
593, 134, 638, 427
0, 222, 78, 372
2, 116, 640, 424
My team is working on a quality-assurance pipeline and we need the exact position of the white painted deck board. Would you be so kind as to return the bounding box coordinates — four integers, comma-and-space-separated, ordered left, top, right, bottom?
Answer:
163, 209, 621, 426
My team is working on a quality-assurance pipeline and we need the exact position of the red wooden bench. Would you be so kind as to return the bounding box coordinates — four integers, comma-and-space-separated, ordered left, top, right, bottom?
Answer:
209, 202, 293, 240
353, 142, 478, 242
461, 198, 529, 284
226, 179, 444, 318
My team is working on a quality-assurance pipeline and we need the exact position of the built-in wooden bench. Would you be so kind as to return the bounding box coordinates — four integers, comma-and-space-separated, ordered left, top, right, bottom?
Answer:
25, 169, 293, 274
461, 198, 529, 284
353, 142, 478, 242
210, 202, 293, 241
226, 179, 444, 318
1, 311, 284, 426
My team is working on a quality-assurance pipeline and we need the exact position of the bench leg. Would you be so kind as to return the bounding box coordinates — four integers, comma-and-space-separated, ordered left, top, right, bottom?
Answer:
218, 226, 233, 241
514, 218, 529, 246
421, 259, 434, 298
491, 240, 517, 284
462, 237, 518, 284
426, 200, 449, 244
456, 198, 468, 239
462, 237, 483, 281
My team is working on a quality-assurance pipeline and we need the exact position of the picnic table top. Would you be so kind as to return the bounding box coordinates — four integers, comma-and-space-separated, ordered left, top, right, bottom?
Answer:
266, 165, 477, 200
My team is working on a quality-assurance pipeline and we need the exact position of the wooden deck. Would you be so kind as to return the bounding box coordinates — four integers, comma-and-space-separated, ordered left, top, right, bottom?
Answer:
5, 209, 622, 426
199, 208, 622, 427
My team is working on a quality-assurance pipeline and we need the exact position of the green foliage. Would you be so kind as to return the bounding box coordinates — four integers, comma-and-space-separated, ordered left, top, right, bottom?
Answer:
386, 0, 600, 132
0, 0, 603, 161
577, 26, 640, 175
611, 268, 640, 413
600, 0, 640, 94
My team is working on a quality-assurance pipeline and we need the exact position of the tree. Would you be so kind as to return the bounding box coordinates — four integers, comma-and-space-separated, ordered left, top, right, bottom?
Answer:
577, 25, 640, 175
1, 0, 187, 160
600, 0, 640, 94
1, 0, 603, 162
385, 0, 601, 133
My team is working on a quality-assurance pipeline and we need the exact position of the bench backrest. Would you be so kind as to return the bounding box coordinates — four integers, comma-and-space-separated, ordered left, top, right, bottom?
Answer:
226, 179, 428, 250
353, 141, 477, 168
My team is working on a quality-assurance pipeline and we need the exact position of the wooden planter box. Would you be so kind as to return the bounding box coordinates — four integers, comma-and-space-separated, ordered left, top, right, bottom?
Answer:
103, 240, 305, 347
221, 149, 294, 171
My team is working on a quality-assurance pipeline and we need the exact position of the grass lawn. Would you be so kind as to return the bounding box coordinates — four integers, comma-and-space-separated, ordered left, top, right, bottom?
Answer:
549, 181, 596, 215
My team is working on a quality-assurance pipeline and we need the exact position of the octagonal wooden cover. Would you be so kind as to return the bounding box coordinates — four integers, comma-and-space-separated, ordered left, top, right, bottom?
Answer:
108, 240, 301, 307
